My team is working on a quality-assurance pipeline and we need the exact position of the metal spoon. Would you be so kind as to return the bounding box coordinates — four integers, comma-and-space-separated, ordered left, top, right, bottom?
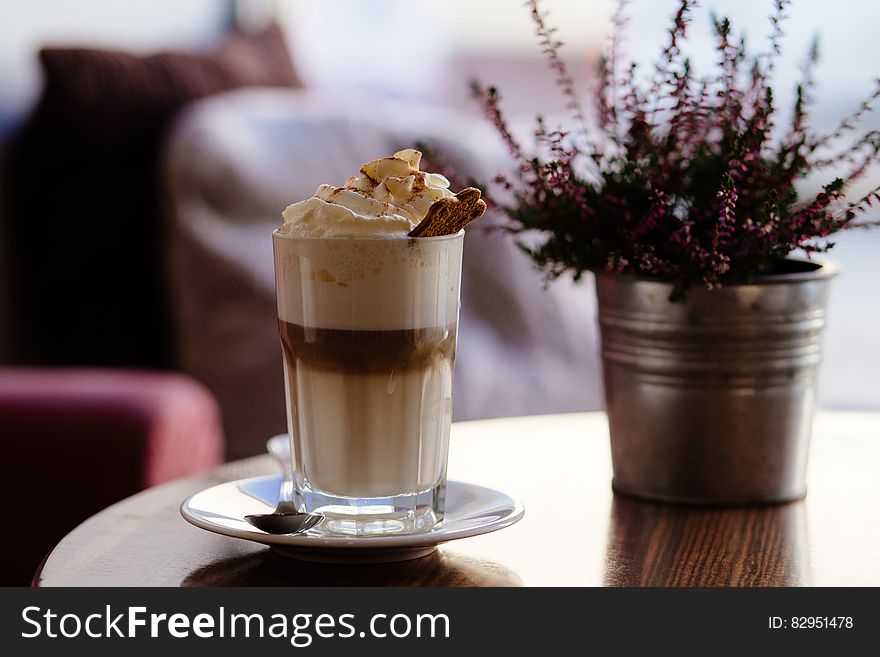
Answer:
245, 436, 322, 535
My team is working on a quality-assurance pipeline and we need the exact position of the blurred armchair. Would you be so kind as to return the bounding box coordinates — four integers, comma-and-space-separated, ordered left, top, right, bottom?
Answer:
0, 368, 224, 585
162, 88, 605, 459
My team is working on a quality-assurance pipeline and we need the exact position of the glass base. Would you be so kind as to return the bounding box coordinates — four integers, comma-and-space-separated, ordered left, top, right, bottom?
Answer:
296, 480, 446, 536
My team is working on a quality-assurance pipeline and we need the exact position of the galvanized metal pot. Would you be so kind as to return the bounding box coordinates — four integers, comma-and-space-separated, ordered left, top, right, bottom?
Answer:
596, 260, 836, 505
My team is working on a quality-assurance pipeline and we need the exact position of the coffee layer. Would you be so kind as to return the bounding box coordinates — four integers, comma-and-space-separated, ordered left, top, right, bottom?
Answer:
279, 320, 456, 374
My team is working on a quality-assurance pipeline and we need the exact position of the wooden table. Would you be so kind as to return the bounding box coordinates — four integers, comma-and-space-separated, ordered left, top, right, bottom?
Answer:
37, 411, 880, 586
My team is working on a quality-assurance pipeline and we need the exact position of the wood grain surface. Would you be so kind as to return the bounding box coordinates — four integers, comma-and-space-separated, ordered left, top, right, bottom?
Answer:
37, 412, 880, 586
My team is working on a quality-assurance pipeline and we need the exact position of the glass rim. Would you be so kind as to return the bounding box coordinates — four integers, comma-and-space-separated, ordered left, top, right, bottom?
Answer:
272, 228, 465, 243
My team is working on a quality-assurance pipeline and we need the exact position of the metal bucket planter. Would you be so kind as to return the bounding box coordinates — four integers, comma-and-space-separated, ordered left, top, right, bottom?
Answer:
596, 260, 836, 505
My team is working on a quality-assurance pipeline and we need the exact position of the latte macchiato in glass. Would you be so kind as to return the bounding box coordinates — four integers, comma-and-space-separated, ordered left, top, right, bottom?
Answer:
273, 149, 480, 535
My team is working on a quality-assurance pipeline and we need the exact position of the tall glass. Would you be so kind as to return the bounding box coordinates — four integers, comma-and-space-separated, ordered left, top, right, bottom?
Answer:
272, 230, 463, 535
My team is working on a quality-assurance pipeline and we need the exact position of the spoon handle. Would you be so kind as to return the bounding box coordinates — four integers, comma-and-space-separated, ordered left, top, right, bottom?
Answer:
267, 435, 298, 512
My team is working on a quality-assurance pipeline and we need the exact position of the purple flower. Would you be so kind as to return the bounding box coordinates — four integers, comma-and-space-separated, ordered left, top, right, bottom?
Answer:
473, 0, 880, 295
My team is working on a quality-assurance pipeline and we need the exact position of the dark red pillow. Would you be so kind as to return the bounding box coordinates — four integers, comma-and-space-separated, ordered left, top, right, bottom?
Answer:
7, 26, 301, 369
36, 25, 301, 144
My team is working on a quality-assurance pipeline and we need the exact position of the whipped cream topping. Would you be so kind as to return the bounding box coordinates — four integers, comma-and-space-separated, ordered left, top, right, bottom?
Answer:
277, 149, 454, 238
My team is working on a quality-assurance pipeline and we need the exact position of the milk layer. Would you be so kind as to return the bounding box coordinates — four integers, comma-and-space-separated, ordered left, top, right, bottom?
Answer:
273, 234, 462, 331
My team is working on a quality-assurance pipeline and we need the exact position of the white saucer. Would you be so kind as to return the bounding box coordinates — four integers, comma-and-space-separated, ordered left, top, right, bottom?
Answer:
180, 476, 524, 563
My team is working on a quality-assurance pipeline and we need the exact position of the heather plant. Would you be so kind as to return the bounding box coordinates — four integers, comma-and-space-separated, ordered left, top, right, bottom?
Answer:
473, 0, 880, 296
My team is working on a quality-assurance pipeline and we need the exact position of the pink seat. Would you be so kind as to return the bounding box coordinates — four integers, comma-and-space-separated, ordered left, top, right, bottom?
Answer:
0, 368, 224, 585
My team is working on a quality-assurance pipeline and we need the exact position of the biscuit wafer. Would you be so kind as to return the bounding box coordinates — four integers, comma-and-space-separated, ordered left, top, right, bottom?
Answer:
408, 187, 487, 238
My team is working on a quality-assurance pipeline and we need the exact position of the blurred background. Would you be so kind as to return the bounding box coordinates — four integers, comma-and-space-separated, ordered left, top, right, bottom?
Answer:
0, 0, 878, 582
2, 0, 879, 441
